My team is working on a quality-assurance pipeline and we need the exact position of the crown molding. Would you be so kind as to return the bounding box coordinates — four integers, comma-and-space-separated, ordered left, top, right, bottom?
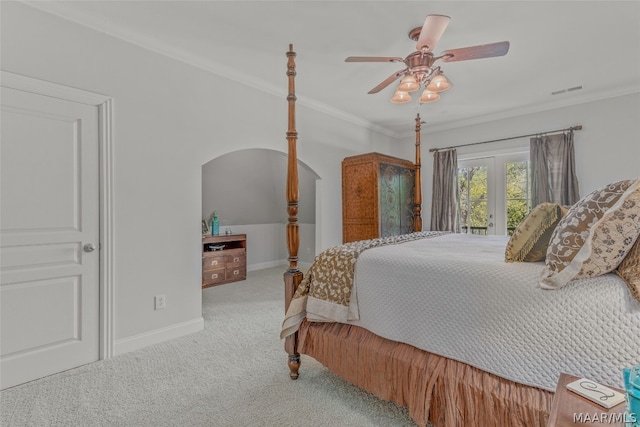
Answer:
404, 84, 640, 138
21, 1, 399, 139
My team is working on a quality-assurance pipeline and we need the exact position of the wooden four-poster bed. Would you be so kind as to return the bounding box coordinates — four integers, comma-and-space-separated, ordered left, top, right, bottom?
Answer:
281, 44, 640, 427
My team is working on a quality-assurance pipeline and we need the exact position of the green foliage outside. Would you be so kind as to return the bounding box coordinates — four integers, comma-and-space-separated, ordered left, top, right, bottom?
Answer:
505, 161, 531, 234
458, 161, 530, 235
458, 166, 487, 232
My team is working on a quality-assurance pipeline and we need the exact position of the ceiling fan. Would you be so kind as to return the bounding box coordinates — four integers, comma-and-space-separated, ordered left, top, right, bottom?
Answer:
345, 14, 510, 104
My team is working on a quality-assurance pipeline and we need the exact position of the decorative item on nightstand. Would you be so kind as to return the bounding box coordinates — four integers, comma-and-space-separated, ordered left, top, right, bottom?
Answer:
548, 373, 629, 426
211, 211, 219, 236
624, 366, 640, 426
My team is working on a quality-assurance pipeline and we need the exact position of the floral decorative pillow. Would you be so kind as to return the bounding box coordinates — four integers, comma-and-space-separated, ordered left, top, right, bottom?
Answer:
540, 178, 640, 289
505, 203, 568, 262
616, 237, 640, 302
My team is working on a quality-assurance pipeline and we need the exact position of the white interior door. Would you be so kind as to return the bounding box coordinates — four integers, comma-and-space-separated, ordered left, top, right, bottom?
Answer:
1, 86, 100, 389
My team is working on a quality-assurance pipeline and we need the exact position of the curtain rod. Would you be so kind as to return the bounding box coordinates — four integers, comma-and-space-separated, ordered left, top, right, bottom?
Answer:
428, 125, 582, 153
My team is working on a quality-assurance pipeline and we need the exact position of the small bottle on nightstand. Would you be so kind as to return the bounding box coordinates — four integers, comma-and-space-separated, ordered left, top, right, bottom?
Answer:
211, 212, 219, 236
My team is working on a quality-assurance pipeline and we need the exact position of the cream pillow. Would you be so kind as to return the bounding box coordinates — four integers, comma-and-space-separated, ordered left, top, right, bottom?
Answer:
505, 203, 568, 262
616, 237, 640, 303
540, 178, 640, 289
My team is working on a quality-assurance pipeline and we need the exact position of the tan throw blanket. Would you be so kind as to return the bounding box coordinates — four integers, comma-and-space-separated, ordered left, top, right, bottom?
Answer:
280, 231, 446, 339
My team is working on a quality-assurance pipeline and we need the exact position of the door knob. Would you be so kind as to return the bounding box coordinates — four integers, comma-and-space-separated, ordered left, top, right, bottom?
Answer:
83, 243, 96, 253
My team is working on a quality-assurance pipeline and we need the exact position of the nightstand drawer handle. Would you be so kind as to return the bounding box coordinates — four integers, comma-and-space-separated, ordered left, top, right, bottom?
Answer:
210, 260, 218, 266
233, 269, 239, 275
233, 257, 239, 262
211, 273, 218, 279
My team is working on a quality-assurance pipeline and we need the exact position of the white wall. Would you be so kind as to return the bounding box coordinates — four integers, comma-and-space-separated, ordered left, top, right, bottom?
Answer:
393, 93, 640, 228
201, 149, 317, 226
0, 2, 393, 352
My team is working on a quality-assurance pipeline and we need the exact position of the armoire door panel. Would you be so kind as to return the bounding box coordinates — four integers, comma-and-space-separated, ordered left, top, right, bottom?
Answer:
399, 166, 416, 234
379, 162, 401, 237
343, 162, 377, 221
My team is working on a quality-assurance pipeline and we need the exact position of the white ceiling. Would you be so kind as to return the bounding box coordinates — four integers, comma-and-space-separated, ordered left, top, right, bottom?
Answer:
25, 1, 640, 137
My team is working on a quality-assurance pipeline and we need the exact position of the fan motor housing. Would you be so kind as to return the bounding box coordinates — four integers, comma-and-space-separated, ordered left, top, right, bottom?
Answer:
405, 51, 436, 75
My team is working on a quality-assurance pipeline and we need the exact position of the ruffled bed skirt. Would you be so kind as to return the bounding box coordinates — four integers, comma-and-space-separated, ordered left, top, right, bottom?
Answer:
298, 321, 553, 427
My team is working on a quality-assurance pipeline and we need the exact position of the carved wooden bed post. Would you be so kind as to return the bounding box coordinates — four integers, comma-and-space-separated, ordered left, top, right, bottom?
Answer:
284, 44, 303, 380
414, 113, 423, 232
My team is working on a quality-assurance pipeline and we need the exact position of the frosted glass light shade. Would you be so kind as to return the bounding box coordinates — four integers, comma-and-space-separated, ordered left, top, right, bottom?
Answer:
426, 74, 450, 92
391, 90, 412, 104
419, 89, 440, 103
397, 75, 420, 92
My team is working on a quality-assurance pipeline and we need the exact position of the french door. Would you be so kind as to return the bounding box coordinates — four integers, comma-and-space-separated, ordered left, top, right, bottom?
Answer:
458, 152, 531, 236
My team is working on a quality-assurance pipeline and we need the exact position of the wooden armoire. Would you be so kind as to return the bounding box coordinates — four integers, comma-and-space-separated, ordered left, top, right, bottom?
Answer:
342, 152, 416, 243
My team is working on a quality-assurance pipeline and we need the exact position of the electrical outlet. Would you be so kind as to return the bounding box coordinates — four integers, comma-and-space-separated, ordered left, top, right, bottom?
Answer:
154, 295, 166, 310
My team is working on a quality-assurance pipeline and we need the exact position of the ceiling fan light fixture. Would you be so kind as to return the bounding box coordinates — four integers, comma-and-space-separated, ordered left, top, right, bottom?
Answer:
426, 73, 451, 92
397, 75, 420, 92
391, 90, 412, 104
345, 14, 510, 107
419, 89, 440, 103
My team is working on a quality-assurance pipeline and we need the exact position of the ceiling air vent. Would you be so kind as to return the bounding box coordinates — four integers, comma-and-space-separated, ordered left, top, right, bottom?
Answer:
552, 85, 583, 96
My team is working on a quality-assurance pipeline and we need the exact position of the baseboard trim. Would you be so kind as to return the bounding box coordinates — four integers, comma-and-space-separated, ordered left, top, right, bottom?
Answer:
247, 259, 287, 272
113, 317, 204, 356
248, 260, 313, 272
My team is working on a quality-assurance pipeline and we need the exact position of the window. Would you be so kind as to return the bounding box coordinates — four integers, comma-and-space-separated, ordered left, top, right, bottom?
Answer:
458, 152, 531, 235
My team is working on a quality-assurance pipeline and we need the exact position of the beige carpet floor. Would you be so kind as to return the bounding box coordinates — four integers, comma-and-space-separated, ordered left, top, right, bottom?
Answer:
0, 266, 417, 427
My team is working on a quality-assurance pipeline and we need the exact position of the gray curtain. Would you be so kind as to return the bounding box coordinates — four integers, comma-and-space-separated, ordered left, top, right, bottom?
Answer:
430, 149, 460, 232
530, 132, 580, 207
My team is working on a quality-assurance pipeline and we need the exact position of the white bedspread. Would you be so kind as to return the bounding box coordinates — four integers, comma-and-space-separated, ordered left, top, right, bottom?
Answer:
348, 233, 640, 391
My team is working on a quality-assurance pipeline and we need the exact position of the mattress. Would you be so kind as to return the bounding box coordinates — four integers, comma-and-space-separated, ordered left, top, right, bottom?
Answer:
348, 233, 640, 391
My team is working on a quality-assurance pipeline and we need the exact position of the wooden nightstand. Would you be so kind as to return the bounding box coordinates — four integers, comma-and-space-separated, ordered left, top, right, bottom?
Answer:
547, 373, 627, 427
202, 234, 246, 288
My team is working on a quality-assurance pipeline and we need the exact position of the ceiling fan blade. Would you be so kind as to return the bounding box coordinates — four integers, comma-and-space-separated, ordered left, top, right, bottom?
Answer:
415, 14, 451, 52
368, 69, 407, 94
345, 56, 404, 63
440, 41, 510, 62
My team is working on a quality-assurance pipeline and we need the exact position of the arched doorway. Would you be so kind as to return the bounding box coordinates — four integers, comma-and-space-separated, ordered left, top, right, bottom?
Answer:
201, 148, 319, 271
